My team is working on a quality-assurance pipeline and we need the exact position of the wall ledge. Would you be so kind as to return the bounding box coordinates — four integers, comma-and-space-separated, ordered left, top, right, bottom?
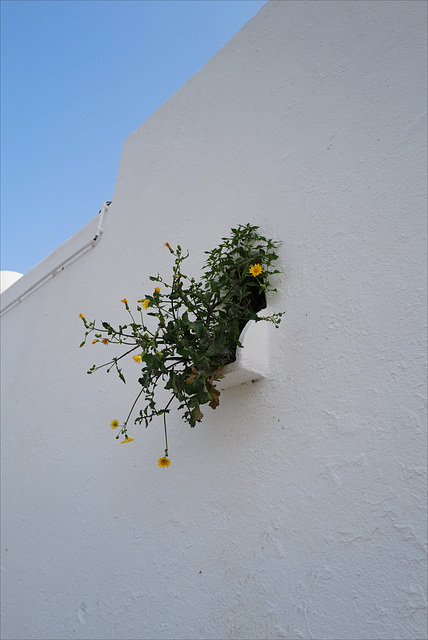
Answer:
217, 316, 269, 390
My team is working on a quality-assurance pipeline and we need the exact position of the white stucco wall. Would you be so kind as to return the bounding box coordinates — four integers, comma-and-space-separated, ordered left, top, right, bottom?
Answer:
1, 2, 426, 639
0, 271, 23, 294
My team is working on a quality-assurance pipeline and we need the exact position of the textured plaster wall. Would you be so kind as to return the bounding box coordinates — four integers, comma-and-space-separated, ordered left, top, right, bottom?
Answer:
1, 2, 427, 639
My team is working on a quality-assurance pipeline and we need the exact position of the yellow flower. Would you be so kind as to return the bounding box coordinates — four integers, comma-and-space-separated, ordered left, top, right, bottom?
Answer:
133, 354, 142, 363
121, 298, 128, 305
165, 242, 171, 250
158, 457, 171, 468
154, 287, 161, 294
121, 437, 134, 444
249, 263, 263, 277
142, 299, 150, 309
92, 339, 99, 344
79, 313, 85, 319
102, 338, 109, 345
111, 419, 119, 429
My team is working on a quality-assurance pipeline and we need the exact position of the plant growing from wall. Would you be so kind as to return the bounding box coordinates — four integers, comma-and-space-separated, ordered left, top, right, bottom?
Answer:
79, 224, 283, 466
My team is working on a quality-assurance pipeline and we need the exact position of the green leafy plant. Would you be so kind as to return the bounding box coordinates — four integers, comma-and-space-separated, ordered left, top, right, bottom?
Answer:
79, 224, 283, 466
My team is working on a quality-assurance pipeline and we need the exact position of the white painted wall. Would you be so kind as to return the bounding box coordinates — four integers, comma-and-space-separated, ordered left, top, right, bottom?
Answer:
0, 271, 23, 294
1, 2, 426, 639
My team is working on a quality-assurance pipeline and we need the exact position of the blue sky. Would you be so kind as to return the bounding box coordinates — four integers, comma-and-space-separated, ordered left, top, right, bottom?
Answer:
1, 0, 267, 275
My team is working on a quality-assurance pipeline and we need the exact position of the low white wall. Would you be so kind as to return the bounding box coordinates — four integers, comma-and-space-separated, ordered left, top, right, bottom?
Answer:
1, 2, 426, 639
0, 271, 23, 294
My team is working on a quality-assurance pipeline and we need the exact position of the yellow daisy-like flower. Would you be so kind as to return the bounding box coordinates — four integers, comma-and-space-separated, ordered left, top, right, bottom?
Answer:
79, 313, 85, 320
92, 339, 99, 344
158, 457, 171, 468
142, 299, 150, 310
133, 354, 142, 363
121, 298, 128, 305
102, 338, 109, 345
249, 263, 263, 277
121, 437, 134, 444
110, 419, 119, 429
154, 287, 161, 294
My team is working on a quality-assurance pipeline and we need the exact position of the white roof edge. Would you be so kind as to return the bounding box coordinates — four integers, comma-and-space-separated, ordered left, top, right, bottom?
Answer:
1, 204, 109, 316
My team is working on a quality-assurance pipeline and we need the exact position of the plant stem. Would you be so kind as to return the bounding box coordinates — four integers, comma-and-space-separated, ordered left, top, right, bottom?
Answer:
123, 386, 145, 428
162, 396, 174, 457
163, 412, 168, 457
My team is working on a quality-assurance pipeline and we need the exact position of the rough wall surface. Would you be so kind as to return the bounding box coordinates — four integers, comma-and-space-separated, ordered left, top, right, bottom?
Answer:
1, 2, 427, 639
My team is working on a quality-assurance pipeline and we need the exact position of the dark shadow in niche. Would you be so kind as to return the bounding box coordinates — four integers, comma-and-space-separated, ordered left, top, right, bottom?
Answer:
224, 272, 267, 366
238, 275, 267, 333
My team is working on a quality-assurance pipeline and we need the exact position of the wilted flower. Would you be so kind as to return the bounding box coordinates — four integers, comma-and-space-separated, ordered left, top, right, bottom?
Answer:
158, 457, 171, 468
